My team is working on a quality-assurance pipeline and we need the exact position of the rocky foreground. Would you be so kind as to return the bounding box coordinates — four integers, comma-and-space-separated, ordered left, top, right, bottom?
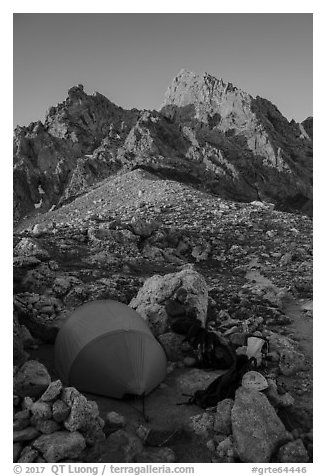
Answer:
13, 169, 313, 463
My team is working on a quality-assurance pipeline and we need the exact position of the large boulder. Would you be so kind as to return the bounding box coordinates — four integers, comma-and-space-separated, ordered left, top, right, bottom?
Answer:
32, 431, 86, 462
129, 265, 208, 336
14, 361, 51, 398
231, 387, 289, 462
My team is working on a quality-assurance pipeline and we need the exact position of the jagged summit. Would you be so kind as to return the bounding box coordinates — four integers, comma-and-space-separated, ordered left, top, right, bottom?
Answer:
13, 71, 313, 223
172, 69, 239, 93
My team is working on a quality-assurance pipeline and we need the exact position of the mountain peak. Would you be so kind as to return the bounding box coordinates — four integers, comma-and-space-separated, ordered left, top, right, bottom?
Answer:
13, 70, 313, 222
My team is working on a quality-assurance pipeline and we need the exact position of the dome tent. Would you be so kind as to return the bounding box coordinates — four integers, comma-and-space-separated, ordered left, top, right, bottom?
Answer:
54, 300, 167, 398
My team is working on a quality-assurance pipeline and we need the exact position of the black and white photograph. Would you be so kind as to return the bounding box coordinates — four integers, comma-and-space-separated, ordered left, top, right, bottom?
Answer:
11, 6, 315, 470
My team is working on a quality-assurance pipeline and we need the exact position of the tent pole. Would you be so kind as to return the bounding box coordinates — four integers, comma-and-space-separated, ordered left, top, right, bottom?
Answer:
142, 392, 148, 422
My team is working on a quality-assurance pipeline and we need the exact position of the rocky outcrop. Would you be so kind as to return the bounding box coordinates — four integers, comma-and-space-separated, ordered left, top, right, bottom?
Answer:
129, 265, 208, 335
161, 70, 312, 211
14, 72, 312, 223
13, 85, 138, 222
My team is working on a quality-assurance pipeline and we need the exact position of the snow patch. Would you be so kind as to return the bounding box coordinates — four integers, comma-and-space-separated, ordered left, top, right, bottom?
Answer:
38, 185, 45, 195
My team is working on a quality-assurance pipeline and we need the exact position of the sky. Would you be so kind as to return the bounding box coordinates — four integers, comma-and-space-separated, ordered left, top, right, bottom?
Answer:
14, 13, 312, 127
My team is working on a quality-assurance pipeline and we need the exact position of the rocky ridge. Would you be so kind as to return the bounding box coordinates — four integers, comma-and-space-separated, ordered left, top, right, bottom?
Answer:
14, 71, 312, 223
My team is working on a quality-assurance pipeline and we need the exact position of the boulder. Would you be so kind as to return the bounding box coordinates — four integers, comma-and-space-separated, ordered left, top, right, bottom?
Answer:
279, 349, 306, 376
82, 419, 106, 446
130, 217, 158, 237
267, 332, 297, 354
13, 418, 31, 431
35, 420, 61, 435
17, 446, 39, 463
14, 361, 51, 398
14, 237, 50, 260
189, 412, 215, 439
214, 435, 236, 463
98, 430, 143, 463
40, 380, 63, 401
13, 426, 40, 442
30, 401, 52, 422
231, 387, 289, 462
21, 396, 34, 411
214, 399, 233, 435
32, 431, 86, 462
14, 409, 30, 421
61, 388, 99, 432
32, 223, 52, 237
277, 439, 309, 463
52, 400, 71, 422
265, 379, 295, 408
20, 325, 35, 348
129, 266, 208, 335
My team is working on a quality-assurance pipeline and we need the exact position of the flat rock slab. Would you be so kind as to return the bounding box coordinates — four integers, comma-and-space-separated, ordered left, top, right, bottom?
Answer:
231, 387, 289, 463
177, 368, 227, 395
32, 431, 86, 462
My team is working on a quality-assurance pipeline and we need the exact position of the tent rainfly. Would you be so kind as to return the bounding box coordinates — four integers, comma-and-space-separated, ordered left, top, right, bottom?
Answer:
54, 300, 167, 398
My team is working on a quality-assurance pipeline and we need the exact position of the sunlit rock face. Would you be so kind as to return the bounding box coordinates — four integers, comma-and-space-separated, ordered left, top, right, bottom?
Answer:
13, 72, 313, 223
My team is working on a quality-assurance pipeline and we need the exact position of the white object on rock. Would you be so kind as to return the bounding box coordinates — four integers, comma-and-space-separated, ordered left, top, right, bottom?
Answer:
246, 336, 268, 367
242, 371, 268, 392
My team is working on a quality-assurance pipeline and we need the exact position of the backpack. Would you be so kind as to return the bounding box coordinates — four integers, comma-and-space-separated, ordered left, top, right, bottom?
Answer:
179, 355, 257, 409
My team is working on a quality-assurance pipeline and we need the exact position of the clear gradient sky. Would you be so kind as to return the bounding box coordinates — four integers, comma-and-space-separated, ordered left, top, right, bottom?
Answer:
13, 13, 312, 127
